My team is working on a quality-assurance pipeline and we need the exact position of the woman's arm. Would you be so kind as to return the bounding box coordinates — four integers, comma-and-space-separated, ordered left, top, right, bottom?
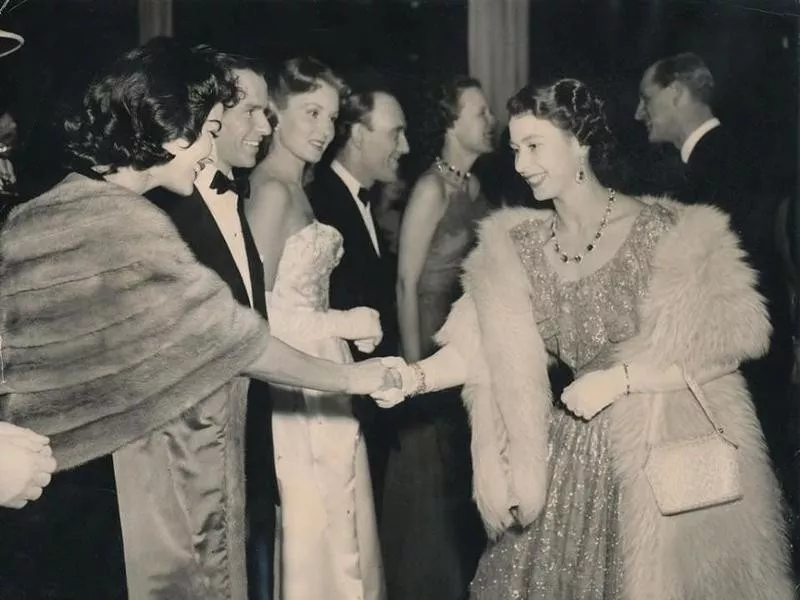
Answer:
626, 361, 738, 393
244, 178, 293, 292
396, 174, 448, 361
244, 335, 396, 395
412, 344, 469, 393
562, 360, 740, 420
373, 344, 468, 407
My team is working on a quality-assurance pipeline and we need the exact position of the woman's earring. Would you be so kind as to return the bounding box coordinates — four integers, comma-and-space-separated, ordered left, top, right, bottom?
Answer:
575, 157, 586, 184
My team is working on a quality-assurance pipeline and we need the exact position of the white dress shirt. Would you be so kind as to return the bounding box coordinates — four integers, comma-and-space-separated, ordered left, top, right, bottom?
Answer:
195, 166, 254, 305
680, 117, 721, 164
331, 159, 381, 257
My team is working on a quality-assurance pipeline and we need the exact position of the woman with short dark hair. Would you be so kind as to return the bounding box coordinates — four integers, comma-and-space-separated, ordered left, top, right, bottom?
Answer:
0, 38, 393, 599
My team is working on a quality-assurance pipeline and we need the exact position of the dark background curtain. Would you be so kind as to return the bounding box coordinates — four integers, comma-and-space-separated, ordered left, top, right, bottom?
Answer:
0, 0, 796, 202
0, 0, 797, 580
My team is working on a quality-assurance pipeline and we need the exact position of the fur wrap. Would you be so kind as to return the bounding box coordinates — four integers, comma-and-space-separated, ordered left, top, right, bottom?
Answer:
436, 197, 795, 599
0, 173, 272, 598
0, 173, 269, 469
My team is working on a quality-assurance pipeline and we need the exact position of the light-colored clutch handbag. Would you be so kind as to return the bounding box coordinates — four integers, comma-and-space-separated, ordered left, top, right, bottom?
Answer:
643, 371, 743, 516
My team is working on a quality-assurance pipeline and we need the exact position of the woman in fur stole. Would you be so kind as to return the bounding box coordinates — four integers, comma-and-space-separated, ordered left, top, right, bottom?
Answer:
0, 38, 393, 600
374, 78, 795, 599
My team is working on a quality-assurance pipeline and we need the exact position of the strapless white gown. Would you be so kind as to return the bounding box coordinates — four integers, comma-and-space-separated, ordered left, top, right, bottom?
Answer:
268, 220, 385, 600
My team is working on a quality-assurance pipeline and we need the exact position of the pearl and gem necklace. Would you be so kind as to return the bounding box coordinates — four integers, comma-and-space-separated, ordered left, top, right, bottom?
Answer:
550, 188, 617, 263
434, 156, 472, 182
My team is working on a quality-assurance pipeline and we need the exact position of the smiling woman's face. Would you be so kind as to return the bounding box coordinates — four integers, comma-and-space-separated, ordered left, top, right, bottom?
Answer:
275, 80, 340, 165
153, 102, 224, 196
509, 112, 583, 202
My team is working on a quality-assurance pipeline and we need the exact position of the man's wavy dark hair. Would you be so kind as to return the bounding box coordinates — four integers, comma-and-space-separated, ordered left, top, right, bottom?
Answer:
64, 37, 237, 173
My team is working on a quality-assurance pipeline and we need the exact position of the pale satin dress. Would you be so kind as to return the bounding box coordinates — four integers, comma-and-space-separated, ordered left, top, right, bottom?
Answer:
470, 204, 674, 599
268, 220, 385, 600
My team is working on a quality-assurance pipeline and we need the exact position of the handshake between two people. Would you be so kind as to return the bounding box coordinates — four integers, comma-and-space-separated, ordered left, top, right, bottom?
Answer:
344, 355, 417, 408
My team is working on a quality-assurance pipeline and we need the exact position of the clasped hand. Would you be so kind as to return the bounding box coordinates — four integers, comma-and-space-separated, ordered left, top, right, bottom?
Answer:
0, 422, 57, 509
371, 357, 414, 408
345, 356, 413, 408
561, 365, 627, 420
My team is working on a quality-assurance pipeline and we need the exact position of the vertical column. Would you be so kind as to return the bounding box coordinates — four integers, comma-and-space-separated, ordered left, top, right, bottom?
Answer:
139, 0, 173, 44
795, 29, 800, 280
467, 0, 530, 124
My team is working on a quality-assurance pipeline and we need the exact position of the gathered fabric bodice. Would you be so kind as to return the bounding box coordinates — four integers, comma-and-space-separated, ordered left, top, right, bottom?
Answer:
510, 203, 676, 374
271, 220, 344, 313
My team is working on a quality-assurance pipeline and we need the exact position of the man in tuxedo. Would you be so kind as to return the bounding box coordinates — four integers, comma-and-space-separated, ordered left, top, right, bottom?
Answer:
635, 53, 757, 227
148, 49, 276, 600
636, 52, 797, 569
308, 82, 409, 513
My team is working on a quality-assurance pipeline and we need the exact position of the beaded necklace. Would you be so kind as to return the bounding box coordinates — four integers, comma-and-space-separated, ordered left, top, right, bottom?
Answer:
551, 188, 617, 263
434, 156, 471, 188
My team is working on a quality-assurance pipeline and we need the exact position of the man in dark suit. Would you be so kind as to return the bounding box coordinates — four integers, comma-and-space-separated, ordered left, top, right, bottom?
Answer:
636, 52, 797, 571
308, 83, 410, 513
149, 49, 276, 600
635, 53, 757, 233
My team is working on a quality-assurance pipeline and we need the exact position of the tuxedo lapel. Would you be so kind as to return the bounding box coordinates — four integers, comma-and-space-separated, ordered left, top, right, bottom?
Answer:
373, 204, 392, 260
328, 170, 381, 260
239, 201, 266, 316
310, 165, 398, 357
152, 187, 252, 308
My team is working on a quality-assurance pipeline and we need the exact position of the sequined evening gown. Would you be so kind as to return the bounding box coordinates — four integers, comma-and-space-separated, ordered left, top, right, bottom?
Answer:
269, 221, 384, 600
469, 204, 674, 599
382, 169, 490, 600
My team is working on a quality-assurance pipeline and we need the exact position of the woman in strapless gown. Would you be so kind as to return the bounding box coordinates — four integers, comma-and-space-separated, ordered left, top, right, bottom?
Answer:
387, 76, 494, 600
245, 58, 385, 600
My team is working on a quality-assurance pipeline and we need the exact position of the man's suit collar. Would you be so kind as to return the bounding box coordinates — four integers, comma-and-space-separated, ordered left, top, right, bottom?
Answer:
681, 117, 721, 164
316, 163, 386, 259
163, 184, 263, 315
331, 159, 367, 199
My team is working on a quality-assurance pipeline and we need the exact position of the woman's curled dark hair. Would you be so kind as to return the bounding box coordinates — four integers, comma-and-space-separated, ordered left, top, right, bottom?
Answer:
407, 74, 483, 182
507, 78, 617, 183
64, 36, 237, 173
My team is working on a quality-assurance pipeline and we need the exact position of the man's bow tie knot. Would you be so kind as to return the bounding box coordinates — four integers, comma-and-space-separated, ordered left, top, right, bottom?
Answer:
210, 170, 250, 199
357, 186, 376, 208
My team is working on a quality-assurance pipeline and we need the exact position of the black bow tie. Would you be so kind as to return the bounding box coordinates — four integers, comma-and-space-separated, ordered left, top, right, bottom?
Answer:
357, 186, 375, 208
210, 170, 250, 199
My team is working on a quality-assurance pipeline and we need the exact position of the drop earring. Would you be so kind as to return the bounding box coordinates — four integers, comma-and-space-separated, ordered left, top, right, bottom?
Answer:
575, 156, 587, 184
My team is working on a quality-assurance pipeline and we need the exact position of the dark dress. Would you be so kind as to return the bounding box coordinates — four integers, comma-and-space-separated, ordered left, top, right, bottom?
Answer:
381, 169, 490, 600
470, 204, 674, 599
